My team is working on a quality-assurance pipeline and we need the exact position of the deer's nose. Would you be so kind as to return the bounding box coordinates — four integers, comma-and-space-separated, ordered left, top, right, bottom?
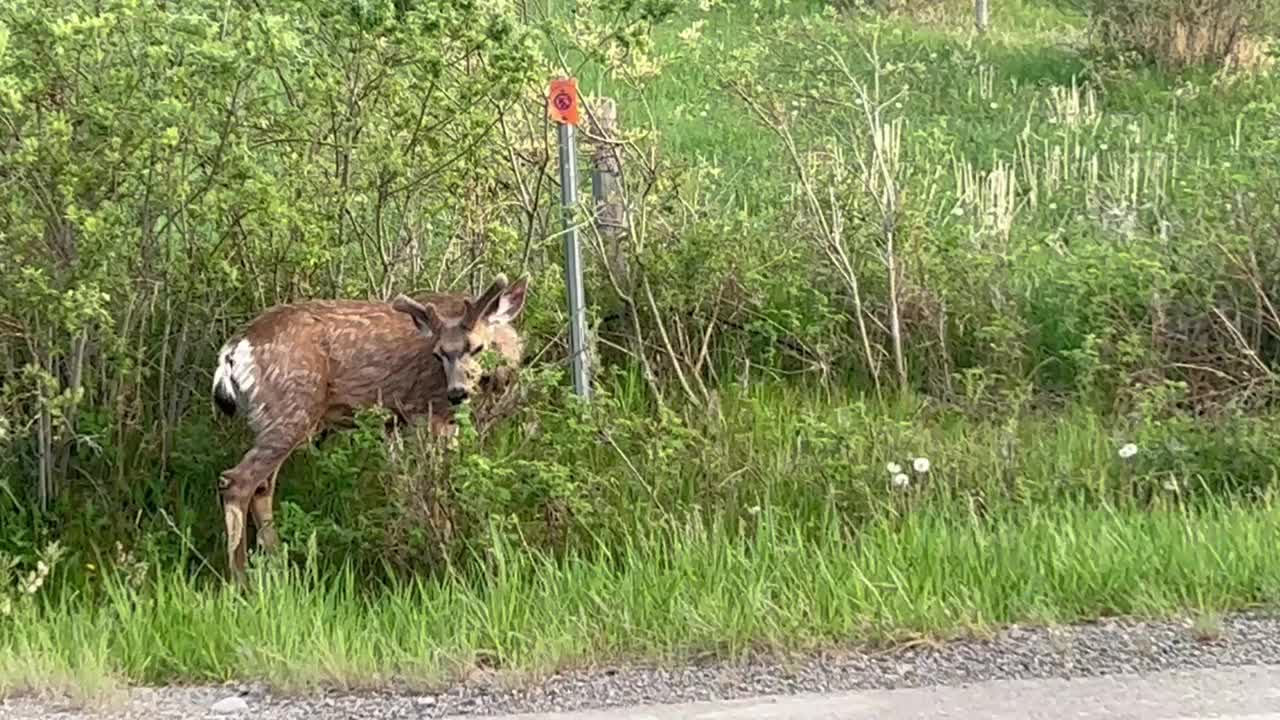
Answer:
447, 388, 469, 406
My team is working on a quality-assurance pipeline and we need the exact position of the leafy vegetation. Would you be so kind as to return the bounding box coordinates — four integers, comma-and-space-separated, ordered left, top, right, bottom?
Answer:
1, 0, 1279, 696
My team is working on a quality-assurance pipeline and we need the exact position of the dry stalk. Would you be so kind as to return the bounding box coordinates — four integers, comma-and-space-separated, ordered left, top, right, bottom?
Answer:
728, 83, 884, 394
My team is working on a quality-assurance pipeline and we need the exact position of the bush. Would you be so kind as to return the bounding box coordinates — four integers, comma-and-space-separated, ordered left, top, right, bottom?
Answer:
0, 0, 541, 549
1077, 0, 1278, 69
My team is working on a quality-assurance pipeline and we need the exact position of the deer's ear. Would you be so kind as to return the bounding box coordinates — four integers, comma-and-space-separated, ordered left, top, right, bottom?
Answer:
392, 295, 442, 336
489, 276, 528, 325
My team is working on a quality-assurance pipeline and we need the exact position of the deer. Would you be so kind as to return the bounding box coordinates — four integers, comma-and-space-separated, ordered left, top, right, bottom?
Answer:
209, 274, 528, 583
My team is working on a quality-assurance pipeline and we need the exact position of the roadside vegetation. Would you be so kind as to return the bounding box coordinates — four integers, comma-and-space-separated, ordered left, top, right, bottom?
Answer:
1, 0, 1278, 699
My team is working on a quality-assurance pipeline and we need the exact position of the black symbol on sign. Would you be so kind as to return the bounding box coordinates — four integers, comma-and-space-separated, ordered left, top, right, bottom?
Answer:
553, 92, 573, 111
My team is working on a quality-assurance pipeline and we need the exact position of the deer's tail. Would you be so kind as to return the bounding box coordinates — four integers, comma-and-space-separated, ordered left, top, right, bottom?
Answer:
212, 339, 252, 418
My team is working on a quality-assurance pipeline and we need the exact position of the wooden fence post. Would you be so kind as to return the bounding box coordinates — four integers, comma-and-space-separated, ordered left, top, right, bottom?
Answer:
588, 97, 629, 288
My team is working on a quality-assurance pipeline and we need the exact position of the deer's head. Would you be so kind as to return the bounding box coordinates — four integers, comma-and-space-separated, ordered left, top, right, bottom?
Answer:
392, 274, 529, 406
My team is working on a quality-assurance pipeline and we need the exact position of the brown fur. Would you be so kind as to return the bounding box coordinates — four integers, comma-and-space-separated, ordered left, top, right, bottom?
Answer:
211, 275, 528, 582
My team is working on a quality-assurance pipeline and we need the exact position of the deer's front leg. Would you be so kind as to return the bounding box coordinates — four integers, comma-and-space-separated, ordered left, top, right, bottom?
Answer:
429, 412, 460, 449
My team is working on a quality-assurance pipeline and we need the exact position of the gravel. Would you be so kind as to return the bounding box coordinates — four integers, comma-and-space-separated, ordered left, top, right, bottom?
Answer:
5, 612, 1280, 719
209, 696, 250, 715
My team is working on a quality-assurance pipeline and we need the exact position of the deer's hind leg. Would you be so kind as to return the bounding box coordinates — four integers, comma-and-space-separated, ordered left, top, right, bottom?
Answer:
250, 467, 282, 553
220, 425, 309, 583
220, 400, 322, 583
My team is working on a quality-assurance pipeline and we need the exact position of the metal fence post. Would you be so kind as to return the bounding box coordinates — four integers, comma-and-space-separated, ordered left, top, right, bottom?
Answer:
550, 77, 592, 400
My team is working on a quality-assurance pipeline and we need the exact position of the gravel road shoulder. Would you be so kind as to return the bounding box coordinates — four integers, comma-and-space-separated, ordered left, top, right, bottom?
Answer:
4, 612, 1280, 719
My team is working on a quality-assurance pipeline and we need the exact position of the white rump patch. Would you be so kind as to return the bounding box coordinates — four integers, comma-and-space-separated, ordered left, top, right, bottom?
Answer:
212, 338, 261, 423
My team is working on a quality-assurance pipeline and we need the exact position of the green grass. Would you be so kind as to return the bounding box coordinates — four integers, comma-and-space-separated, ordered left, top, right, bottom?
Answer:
6, 379, 1280, 697
4, 498, 1278, 698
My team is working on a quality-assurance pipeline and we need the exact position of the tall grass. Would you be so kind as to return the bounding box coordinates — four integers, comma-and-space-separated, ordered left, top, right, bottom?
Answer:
3, 498, 1278, 697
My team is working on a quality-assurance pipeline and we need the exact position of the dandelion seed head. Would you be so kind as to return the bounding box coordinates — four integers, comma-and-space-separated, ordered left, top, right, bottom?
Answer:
678, 20, 706, 46
892, 473, 910, 489
887, 462, 902, 474
913, 457, 931, 474
1119, 442, 1138, 459
22, 575, 42, 595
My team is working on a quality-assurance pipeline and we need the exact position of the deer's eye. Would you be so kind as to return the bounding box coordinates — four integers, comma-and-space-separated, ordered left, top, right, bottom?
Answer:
472, 343, 486, 355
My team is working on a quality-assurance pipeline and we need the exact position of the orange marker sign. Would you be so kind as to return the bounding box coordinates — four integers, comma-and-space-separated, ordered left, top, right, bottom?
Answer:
548, 77, 580, 126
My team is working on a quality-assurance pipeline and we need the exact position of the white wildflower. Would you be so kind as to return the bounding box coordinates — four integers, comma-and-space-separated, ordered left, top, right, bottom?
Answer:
1118, 443, 1138, 459
886, 462, 902, 474
21, 574, 43, 595
747, 505, 761, 515
951, 206, 964, 217
678, 20, 705, 46
913, 457, 931, 474
892, 473, 910, 489
1162, 479, 1178, 492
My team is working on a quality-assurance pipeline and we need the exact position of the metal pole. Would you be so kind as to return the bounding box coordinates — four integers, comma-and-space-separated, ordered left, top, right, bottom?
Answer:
558, 122, 591, 399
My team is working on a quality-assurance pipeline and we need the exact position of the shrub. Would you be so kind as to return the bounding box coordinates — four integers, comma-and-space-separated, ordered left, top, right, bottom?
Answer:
1075, 0, 1278, 70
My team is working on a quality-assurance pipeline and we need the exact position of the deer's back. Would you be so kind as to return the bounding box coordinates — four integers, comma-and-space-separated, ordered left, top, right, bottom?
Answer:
235, 300, 440, 425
